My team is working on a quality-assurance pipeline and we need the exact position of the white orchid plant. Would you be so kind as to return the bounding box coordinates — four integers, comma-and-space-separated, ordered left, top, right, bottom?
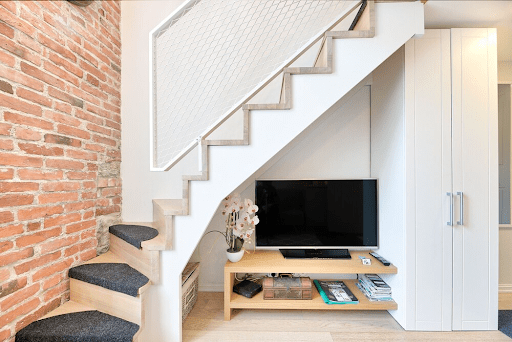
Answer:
214, 194, 259, 253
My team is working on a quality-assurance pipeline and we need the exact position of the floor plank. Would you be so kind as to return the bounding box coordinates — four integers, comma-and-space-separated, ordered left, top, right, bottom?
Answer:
182, 292, 511, 342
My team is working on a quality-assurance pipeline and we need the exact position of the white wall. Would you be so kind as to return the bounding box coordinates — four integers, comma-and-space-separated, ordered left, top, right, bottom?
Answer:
194, 85, 372, 291
370, 47, 407, 327
121, 1, 192, 224
499, 61, 512, 292
500, 62, 512, 83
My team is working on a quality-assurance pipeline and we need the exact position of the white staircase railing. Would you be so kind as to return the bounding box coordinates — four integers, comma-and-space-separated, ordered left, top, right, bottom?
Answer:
150, 0, 362, 171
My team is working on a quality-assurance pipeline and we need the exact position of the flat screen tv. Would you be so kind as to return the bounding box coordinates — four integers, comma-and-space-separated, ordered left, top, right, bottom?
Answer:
255, 180, 378, 254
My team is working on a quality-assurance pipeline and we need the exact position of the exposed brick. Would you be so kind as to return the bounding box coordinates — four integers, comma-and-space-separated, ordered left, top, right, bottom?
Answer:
79, 249, 97, 262
44, 134, 81, 147
40, 235, 80, 254
75, 109, 103, 125
0, 123, 11, 136
0, 48, 14, 67
57, 124, 90, 140
0, 7, 36, 37
66, 149, 98, 161
18, 205, 64, 221
0, 79, 13, 94
48, 51, 83, 78
66, 171, 95, 180
48, 87, 83, 108
0, 224, 23, 239
82, 191, 97, 200
27, 222, 41, 232
86, 73, 99, 87
96, 205, 120, 216
41, 182, 80, 192
43, 60, 80, 88
64, 200, 94, 212
38, 192, 79, 204
42, 274, 63, 291
18, 31, 42, 55
38, 34, 76, 63
4, 112, 53, 131
0, 94, 43, 117
46, 158, 84, 171
14, 251, 61, 275
32, 258, 73, 282
0, 284, 39, 312
42, 281, 67, 302
0, 139, 14, 150
0, 194, 34, 208
18, 143, 64, 157
0, 277, 27, 299
44, 213, 81, 229
0, 297, 40, 327
0, 151, 42, 168
0, 269, 9, 283
0, 248, 34, 267
66, 219, 96, 234
0, 241, 13, 253
43, 110, 81, 127
0, 211, 14, 224
0, 34, 41, 66
0, 182, 39, 193
15, 228, 61, 248
14, 297, 60, 332
16, 87, 53, 108
0, 21, 14, 39
92, 135, 116, 147
0, 64, 45, 92
15, 128, 42, 141
20, 61, 64, 89
18, 169, 63, 180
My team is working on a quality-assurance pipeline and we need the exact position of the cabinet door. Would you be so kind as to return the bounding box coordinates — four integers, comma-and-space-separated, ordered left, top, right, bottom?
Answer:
405, 29, 452, 331
451, 28, 498, 331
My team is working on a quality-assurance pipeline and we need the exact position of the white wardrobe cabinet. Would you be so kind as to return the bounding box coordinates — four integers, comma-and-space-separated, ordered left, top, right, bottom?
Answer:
405, 29, 498, 331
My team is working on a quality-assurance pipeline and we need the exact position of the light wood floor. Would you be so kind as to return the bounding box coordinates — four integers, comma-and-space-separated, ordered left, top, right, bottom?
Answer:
182, 292, 511, 342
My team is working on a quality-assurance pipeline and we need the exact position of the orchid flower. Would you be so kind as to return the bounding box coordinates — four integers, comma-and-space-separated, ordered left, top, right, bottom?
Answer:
249, 215, 259, 226
247, 204, 259, 214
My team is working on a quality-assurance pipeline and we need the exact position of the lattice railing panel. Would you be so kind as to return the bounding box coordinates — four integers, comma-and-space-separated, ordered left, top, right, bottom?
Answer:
152, 0, 354, 170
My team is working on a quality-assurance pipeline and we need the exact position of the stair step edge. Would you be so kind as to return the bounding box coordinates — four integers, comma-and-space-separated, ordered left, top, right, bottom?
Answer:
153, 198, 187, 215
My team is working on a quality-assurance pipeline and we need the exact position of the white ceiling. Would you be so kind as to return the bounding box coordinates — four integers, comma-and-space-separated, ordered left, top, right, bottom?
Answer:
424, 0, 512, 62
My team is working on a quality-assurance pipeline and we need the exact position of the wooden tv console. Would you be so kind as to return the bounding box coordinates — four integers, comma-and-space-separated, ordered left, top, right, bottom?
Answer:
223, 250, 397, 320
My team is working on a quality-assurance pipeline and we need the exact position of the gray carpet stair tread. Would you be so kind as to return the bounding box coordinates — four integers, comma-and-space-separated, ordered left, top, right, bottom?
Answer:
15, 310, 139, 342
109, 224, 159, 249
68, 263, 148, 297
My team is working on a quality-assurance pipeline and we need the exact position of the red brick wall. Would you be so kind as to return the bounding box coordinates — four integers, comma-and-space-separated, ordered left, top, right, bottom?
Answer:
0, 1, 121, 340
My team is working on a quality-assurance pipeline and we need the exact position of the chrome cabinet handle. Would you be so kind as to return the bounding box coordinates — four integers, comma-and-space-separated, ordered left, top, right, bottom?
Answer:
457, 191, 464, 225
446, 192, 453, 226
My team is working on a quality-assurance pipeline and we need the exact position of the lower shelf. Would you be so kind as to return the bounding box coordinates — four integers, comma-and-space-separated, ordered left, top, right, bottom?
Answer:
229, 279, 397, 311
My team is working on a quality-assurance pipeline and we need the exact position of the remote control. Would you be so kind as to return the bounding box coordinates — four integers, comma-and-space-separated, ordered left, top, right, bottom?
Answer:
369, 252, 391, 266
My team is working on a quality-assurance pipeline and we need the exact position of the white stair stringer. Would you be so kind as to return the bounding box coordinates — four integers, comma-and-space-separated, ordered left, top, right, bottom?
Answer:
145, 3, 424, 342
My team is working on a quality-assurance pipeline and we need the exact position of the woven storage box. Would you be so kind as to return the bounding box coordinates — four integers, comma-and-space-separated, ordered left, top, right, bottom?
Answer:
182, 262, 200, 322
262, 276, 312, 300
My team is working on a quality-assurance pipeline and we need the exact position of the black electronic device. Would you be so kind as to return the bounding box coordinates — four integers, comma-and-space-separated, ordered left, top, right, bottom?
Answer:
255, 180, 378, 252
280, 248, 351, 259
233, 280, 262, 298
369, 252, 391, 266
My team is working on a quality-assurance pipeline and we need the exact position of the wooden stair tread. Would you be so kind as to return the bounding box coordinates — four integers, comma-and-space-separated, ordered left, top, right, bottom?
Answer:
153, 199, 186, 215
42, 300, 96, 320
84, 251, 125, 265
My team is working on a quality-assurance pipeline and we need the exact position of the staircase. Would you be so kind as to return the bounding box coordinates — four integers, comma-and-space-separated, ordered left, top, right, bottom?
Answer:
16, 1, 424, 341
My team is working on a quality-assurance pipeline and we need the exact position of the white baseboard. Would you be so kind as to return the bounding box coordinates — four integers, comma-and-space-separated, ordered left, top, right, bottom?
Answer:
199, 284, 224, 292
499, 284, 512, 293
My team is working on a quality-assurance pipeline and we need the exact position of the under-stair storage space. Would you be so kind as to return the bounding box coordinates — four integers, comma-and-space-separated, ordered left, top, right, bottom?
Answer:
223, 251, 397, 320
404, 28, 498, 331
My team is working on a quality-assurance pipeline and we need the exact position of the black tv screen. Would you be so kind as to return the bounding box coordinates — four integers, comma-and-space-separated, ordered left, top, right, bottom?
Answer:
255, 180, 378, 249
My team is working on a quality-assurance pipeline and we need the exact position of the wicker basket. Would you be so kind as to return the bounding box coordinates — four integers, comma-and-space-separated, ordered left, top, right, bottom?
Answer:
182, 262, 200, 322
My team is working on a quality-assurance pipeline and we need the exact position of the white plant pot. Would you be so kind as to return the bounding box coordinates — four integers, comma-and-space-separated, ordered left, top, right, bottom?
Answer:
226, 249, 244, 263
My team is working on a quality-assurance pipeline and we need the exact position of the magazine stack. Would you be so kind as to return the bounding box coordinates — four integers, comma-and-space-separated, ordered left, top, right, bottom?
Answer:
356, 274, 393, 302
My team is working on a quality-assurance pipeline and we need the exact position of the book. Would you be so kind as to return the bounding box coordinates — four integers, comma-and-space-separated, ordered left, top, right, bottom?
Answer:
357, 274, 393, 302
313, 280, 359, 305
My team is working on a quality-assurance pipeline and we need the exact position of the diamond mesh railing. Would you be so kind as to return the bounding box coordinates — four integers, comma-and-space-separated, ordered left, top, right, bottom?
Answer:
150, 0, 358, 171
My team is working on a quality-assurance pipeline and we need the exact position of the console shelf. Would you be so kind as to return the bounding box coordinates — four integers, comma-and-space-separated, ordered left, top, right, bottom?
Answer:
224, 250, 398, 320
